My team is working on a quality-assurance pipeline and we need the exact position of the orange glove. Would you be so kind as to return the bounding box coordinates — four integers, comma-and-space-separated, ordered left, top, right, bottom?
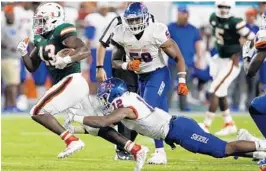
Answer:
177, 83, 189, 96
127, 60, 141, 72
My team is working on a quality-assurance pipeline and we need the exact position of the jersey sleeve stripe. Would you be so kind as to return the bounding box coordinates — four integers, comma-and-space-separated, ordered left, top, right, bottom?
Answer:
236, 21, 246, 30
99, 16, 121, 45
255, 41, 266, 49
237, 27, 250, 37
60, 27, 76, 36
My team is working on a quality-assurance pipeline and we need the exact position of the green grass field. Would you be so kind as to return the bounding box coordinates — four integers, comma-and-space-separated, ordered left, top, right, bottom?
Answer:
2, 114, 263, 171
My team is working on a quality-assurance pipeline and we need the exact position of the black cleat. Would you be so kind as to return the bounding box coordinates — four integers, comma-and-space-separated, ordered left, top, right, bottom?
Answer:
114, 150, 134, 160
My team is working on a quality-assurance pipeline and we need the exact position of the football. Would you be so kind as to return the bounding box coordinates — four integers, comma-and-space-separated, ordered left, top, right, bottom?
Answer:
56, 48, 75, 58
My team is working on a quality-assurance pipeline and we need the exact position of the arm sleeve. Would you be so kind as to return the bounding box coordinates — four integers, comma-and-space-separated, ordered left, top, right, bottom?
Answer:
59, 23, 77, 41
99, 16, 122, 48
154, 23, 170, 47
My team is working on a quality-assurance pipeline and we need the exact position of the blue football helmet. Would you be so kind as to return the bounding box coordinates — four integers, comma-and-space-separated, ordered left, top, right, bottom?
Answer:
97, 78, 128, 115
123, 2, 149, 35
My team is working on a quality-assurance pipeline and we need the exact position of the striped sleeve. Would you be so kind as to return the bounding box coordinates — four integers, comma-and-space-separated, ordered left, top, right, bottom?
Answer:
236, 20, 255, 40
59, 24, 77, 41
99, 16, 122, 48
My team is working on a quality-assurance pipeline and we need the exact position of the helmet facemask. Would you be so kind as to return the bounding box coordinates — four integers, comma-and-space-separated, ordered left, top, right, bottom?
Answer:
124, 13, 149, 35
97, 92, 114, 115
216, 5, 231, 18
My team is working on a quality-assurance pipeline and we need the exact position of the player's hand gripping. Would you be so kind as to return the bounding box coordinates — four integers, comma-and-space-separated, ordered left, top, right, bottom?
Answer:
127, 60, 141, 72
52, 54, 72, 69
17, 37, 30, 57
96, 68, 107, 82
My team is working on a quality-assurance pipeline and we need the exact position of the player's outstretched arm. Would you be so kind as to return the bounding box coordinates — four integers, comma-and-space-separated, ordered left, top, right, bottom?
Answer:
17, 38, 42, 72
244, 50, 266, 78
161, 39, 189, 95
74, 107, 134, 128
63, 36, 91, 62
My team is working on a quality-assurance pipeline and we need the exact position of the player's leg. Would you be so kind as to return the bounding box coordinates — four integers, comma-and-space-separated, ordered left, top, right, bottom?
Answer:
166, 116, 266, 158
140, 66, 170, 164
30, 73, 88, 158
249, 94, 266, 138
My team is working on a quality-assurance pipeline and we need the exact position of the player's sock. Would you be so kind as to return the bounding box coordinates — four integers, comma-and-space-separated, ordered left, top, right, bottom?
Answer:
255, 140, 266, 151
124, 140, 141, 157
222, 109, 234, 125
60, 131, 79, 145
203, 111, 215, 128
155, 147, 165, 153
154, 139, 164, 148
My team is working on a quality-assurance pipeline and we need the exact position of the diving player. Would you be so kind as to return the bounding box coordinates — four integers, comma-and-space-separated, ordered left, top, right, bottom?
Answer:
200, 0, 255, 136
241, 10, 266, 170
16, 3, 149, 163
72, 77, 266, 165
111, 2, 188, 164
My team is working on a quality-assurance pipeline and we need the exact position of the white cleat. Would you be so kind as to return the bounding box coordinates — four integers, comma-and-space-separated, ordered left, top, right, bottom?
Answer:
237, 129, 261, 141
134, 146, 149, 171
58, 139, 84, 159
147, 150, 167, 165
64, 113, 75, 134
253, 152, 266, 160
198, 123, 210, 133
215, 124, 237, 136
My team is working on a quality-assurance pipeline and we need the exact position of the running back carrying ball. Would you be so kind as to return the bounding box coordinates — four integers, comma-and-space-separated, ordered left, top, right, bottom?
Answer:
56, 48, 75, 67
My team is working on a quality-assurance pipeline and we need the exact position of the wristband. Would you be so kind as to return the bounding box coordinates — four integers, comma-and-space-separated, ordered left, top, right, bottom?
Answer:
96, 65, 104, 69
178, 77, 186, 84
63, 56, 72, 64
121, 62, 128, 70
177, 72, 187, 76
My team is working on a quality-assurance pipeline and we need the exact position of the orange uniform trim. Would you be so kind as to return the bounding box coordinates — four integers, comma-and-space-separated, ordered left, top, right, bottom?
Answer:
214, 62, 234, 93
32, 77, 73, 115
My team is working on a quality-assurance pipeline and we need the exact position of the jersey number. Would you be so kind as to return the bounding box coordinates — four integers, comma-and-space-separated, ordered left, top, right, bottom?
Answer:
215, 28, 224, 45
112, 99, 123, 109
39, 44, 56, 66
129, 52, 152, 62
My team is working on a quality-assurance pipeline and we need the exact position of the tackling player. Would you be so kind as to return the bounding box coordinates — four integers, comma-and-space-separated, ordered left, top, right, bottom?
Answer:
110, 2, 188, 164
199, 0, 255, 136
72, 77, 266, 165
241, 10, 266, 169
16, 3, 148, 163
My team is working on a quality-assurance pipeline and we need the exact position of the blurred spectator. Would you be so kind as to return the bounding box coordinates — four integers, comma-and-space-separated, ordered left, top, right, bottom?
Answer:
167, 6, 202, 111
231, 8, 260, 111
57, 2, 78, 25
1, 5, 24, 112
84, 2, 117, 105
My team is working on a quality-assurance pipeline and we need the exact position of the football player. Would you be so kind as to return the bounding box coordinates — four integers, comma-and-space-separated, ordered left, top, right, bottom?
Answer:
72, 77, 266, 166
16, 3, 148, 163
110, 2, 188, 164
241, 10, 266, 169
199, 0, 255, 136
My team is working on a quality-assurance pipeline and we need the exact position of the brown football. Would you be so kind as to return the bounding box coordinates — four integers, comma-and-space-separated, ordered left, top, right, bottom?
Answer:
57, 48, 75, 57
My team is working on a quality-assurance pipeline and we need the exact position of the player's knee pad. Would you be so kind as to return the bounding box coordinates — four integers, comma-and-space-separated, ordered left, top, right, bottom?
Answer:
84, 126, 100, 136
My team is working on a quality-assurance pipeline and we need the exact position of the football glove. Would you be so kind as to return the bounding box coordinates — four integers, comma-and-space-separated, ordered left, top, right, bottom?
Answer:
127, 60, 141, 72
17, 37, 30, 57
177, 83, 189, 96
51, 55, 72, 69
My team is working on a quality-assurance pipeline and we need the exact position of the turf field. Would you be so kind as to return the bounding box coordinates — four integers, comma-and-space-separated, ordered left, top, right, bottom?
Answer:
2, 113, 263, 171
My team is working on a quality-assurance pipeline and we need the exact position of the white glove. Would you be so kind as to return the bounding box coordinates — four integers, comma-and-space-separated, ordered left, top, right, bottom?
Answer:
242, 40, 256, 60
17, 38, 30, 57
51, 55, 72, 69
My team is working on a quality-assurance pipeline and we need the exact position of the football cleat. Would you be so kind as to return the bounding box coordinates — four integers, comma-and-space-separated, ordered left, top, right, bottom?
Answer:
198, 123, 210, 133
237, 129, 261, 141
147, 149, 167, 165
258, 158, 266, 171
58, 139, 84, 159
254, 152, 266, 161
114, 150, 134, 161
215, 124, 237, 136
134, 146, 149, 171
